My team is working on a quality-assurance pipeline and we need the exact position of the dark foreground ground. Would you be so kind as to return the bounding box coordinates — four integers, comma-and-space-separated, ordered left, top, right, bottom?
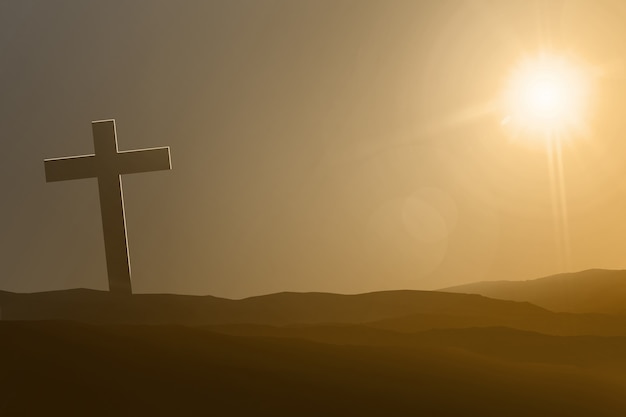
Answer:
2, 321, 626, 417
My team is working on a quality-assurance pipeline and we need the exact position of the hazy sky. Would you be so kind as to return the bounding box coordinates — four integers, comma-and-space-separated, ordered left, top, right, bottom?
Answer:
3, 0, 626, 298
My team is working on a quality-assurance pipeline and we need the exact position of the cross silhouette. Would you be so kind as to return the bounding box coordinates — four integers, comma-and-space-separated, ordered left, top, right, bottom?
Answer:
44, 119, 171, 294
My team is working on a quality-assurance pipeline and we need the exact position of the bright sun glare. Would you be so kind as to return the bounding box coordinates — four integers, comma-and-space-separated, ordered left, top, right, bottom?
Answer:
502, 53, 593, 140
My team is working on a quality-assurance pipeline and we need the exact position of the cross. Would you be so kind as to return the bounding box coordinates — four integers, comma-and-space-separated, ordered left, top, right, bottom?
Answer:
44, 119, 171, 294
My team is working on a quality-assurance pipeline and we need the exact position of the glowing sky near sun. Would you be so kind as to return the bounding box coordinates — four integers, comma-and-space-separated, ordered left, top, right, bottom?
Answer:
2, 1, 626, 297
502, 53, 594, 140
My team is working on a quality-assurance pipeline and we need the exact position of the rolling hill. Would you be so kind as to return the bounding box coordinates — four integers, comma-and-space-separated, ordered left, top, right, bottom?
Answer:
4, 287, 626, 336
206, 323, 626, 374
2, 321, 626, 416
0, 288, 546, 325
4, 287, 626, 415
441, 269, 626, 314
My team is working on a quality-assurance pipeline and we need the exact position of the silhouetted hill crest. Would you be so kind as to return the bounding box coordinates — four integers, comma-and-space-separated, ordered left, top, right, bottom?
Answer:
0, 288, 547, 325
441, 268, 626, 313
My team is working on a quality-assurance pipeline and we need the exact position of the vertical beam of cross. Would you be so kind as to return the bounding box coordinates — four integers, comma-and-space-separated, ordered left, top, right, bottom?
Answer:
44, 119, 172, 294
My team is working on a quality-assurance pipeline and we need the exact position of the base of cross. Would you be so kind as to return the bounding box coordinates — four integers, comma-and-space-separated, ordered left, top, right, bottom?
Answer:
109, 279, 133, 295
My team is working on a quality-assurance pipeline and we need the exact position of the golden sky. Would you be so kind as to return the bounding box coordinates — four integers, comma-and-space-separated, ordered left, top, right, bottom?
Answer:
2, 0, 626, 297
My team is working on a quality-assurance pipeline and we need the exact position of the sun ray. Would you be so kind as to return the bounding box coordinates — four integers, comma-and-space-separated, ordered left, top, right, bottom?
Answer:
554, 136, 572, 270
545, 135, 572, 271
545, 136, 564, 268
500, 51, 596, 271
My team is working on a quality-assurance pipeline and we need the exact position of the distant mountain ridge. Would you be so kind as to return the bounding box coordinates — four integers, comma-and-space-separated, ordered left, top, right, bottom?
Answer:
441, 269, 626, 314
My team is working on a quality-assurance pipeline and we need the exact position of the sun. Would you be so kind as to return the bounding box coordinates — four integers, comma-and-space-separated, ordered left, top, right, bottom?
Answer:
502, 53, 593, 141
